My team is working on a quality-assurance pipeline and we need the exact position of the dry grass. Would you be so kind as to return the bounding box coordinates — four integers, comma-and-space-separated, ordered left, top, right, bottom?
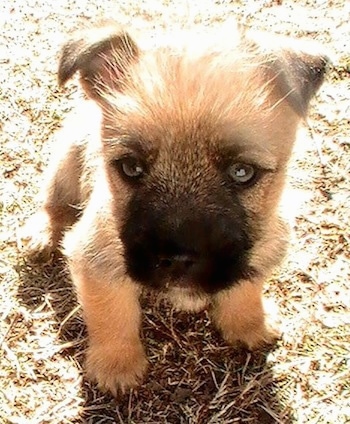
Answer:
1, 0, 349, 423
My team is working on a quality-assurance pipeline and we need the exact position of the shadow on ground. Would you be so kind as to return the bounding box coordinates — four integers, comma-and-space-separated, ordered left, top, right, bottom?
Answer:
17, 258, 293, 424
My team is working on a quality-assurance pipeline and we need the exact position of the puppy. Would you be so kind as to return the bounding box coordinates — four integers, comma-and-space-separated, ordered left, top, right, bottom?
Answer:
23, 21, 328, 395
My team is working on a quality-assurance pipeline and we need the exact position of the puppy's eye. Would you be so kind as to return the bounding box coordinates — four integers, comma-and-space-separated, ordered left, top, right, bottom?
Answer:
228, 163, 256, 185
116, 157, 145, 179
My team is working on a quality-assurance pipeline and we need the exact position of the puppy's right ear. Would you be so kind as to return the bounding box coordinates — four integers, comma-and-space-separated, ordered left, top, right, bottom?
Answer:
58, 22, 139, 102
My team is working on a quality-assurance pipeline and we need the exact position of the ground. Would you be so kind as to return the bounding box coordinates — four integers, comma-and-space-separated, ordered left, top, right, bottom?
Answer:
0, 1, 349, 423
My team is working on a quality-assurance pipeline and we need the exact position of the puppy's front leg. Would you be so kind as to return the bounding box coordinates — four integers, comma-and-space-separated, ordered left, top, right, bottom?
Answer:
211, 280, 280, 350
73, 269, 147, 395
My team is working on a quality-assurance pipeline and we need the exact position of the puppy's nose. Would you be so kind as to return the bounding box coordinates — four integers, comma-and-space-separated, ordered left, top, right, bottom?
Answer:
157, 254, 195, 276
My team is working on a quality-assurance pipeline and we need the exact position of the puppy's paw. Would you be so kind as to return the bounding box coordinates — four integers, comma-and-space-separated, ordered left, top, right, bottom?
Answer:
86, 342, 148, 396
220, 319, 281, 351
238, 319, 281, 351
246, 298, 282, 350
221, 301, 282, 350
20, 211, 57, 263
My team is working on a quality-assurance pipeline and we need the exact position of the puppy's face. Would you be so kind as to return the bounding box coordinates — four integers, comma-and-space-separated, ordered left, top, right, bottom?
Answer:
59, 24, 328, 295
102, 59, 294, 294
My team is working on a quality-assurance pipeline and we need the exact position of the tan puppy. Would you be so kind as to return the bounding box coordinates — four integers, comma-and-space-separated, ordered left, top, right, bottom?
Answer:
23, 21, 328, 396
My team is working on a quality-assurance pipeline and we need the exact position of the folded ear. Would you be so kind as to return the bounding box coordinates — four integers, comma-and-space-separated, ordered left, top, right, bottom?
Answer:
247, 31, 330, 116
58, 21, 139, 102
271, 48, 329, 116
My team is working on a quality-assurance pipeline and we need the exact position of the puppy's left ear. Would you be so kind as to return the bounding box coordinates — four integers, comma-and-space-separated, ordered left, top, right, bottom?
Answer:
271, 47, 329, 116
247, 31, 330, 116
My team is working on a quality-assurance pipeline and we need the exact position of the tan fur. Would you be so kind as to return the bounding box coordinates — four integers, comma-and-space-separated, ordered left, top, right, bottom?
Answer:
212, 279, 280, 349
21, 22, 327, 395
72, 270, 147, 395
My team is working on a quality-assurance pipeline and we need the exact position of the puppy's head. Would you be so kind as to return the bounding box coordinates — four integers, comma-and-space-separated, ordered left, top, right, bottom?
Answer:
59, 22, 328, 295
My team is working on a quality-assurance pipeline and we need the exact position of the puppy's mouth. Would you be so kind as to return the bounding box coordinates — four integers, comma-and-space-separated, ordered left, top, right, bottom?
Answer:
156, 254, 221, 292
163, 276, 198, 291
120, 197, 253, 293
123, 243, 251, 294
155, 254, 199, 285
164, 283, 209, 312
168, 280, 195, 289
